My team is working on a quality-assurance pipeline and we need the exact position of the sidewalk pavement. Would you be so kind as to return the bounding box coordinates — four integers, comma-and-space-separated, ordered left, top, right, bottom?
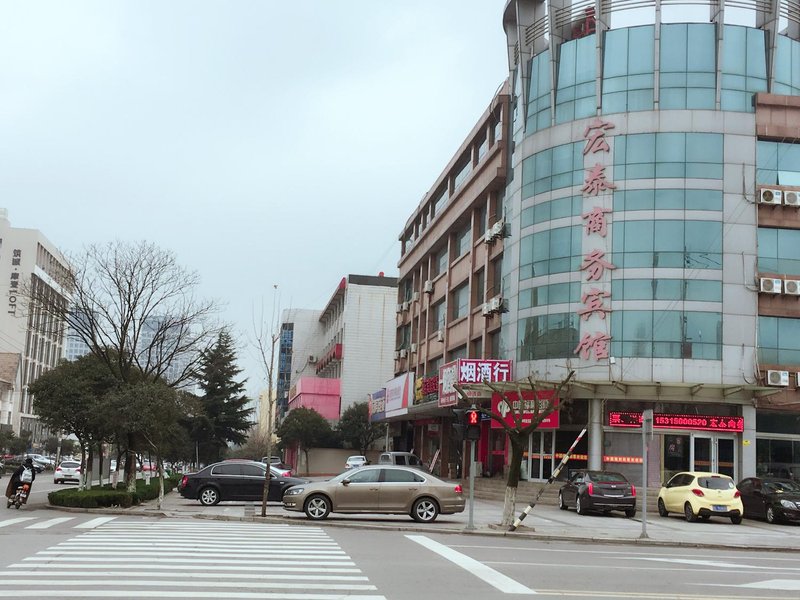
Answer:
100, 486, 800, 553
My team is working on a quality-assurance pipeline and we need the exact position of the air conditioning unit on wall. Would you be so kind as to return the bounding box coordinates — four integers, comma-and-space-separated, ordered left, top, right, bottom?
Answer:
436, 330, 444, 342
767, 370, 789, 387
759, 189, 783, 205
784, 191, 800, 207
785, 280, 800, 295
423, 280, 434, 294
760, 278, 782, 294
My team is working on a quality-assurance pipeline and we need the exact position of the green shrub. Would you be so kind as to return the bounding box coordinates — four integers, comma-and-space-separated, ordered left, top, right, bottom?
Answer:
49, 474, 181, 508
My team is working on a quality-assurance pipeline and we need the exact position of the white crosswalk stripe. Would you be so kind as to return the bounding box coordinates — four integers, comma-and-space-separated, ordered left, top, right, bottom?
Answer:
4, 519, 386, 599
0, 516, 115, 530
0, 517, 36, 528
25, 517, 76, 529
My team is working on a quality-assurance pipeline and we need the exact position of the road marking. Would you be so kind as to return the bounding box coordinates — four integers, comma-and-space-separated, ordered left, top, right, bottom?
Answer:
704, 579, 800, 591
406, 535, 536, 595
73, 517, 117, 528
0, 580, 377, 591
10, 563, 362, 573
23, 557, 356, 566
630, 557, 783, 570
26, 517, 75, 529
37, 549, 348, 557
2, 571, 369, 581
0, 518, 36, 528
0, 593, 387, 599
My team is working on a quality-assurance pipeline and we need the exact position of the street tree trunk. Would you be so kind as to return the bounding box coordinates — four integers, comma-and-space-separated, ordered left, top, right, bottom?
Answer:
501, 434, 526, 527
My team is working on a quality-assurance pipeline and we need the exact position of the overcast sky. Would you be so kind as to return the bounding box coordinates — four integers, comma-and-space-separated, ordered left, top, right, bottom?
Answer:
0, 1, 508, 393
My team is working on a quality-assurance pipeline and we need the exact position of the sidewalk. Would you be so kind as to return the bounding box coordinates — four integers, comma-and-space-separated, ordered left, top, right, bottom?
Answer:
119, 487, 800, 552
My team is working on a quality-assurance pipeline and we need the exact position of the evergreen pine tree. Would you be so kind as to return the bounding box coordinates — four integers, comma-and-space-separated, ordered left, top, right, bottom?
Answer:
195, 331, 253, 463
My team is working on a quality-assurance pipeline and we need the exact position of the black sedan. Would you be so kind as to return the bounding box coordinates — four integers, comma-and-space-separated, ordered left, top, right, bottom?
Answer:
738, 477, 800, 524
559, 470, 636, 517
178, 460, 308, 506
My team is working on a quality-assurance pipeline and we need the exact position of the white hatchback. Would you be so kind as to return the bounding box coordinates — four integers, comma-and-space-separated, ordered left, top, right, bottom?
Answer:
345, 455, 368, 470
54, 460, 81, 484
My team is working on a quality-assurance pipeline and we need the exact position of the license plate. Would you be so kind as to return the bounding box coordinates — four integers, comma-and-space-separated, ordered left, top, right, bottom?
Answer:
713, 505, 726, 511
606, 492, 623, 496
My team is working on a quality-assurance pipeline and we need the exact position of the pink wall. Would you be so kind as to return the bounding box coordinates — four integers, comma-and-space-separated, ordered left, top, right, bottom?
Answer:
288, 377, 341, 420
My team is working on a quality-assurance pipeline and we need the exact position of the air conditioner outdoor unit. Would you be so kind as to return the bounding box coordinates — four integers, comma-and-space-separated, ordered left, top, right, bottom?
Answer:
307, 355, 316, 364
759, 188, 783, 205
412, 291, 420, 302
395, 303, 403, 314
493, 220, 506, 238
481, 302, 492, 317
399, 349, 408, 359
784, 191, 800, 207
402, 301, 409, 312
436, 330, 444, 342
767, 369, 789, 387
423, 280, 434, 294
489, 295, 503, 312
393, 351, 400, 360
785, 280, 800, 295
760, 278, 782, 294
410, 343, 417, 353
483, 229, 494, 244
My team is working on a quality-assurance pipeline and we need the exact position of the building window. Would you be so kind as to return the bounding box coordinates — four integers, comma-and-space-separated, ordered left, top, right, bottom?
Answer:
451, 284, 470, 320
453, 159, 472, 190
450, 345, 468, 361
721, 25, 767, 112
473, 269, 485, 305
433, 246, 448, 277
614, 133, 723, 180
398, 324, 411, 350
526, 51, 552, 134
522, 142, 584, 198
519, 281, 581, 309
611, 279, 722, 302
602, 25, 654, 114
518, 313, 579, 360
455, 225, 471, 258
490, 258, 503, 297
659, 23, 716, 110
489, 330, 501, 358
610, 310, 722, 359
758, 316, 800, 365
431, 187, 449, 219
520, 225, 583, 280
774, 35, 800, 95
475, 205, 487, 237
757, 141, 800, 186
556, 34, 596, 124
432, 301, 446, 332
611, 219, 722, 269
522, 195, 582, 227
758, 228, 800, 276
613, 189, 723, 212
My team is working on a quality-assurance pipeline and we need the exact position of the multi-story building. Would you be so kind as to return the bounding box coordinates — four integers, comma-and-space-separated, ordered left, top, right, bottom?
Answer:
280, 274, 398, 422
390, 0, 800, 485
0, 209, 70, 442
381, 86, 511, 475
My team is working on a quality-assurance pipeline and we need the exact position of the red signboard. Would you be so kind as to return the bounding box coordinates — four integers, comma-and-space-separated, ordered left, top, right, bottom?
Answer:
490, 390, 559, 429
608, 411, 744, 433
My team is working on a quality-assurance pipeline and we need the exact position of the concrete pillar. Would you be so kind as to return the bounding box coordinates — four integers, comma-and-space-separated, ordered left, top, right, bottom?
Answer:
588, 397, 603, 470
741, 404, 757, 478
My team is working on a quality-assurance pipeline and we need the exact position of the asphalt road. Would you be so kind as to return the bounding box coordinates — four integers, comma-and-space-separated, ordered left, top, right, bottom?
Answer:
0, 509, 798, 598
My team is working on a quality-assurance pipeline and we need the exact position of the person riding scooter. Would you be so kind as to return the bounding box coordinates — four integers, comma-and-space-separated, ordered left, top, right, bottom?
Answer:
5, 457, 36, 505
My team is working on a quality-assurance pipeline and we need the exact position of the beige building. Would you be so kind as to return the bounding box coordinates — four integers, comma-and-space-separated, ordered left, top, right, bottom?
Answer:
0, 209, 70, 442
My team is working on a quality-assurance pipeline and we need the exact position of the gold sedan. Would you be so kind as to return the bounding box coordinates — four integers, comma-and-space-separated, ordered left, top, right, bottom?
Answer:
282, 465, 465, 523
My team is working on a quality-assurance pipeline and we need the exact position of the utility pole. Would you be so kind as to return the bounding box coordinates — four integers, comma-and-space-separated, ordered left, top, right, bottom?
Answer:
640, 409, 653, 539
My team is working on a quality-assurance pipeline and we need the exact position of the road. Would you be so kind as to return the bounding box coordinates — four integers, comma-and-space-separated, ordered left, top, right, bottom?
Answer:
0, 509, 798, 598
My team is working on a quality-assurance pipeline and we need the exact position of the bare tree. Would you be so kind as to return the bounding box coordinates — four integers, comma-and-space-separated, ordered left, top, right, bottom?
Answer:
457, 371, 575, 527
252, 286, 280, 517
25, 240, 222, 489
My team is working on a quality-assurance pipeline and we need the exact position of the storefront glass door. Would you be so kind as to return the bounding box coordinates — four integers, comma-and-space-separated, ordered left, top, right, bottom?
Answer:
526, 431, 554, 481
691, 434, 736, 479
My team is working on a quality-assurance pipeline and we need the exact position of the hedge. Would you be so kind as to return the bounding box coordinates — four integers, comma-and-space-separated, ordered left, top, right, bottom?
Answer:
49, 475, 181, 509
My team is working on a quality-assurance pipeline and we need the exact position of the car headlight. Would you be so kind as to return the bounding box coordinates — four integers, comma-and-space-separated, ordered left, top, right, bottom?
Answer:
284, 488, 305, 496
780, 499, 798, 509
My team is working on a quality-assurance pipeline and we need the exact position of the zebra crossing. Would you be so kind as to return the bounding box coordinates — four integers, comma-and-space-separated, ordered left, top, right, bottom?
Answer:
3, 519, 387, 599
0, 515, 118, 530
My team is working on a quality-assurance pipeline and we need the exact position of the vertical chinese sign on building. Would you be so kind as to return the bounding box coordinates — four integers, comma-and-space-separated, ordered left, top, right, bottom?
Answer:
575, 119, 615, 362
8, 249, 21, 316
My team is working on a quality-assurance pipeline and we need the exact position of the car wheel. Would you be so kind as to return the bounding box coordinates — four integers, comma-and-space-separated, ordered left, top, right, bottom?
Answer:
198, 487, 220, 506
766, 506, 777, 524
558, 491, 568, 511
304, 494, 331, 520
683, 502, 697, 522
576, 495, 587, 515
730, 515, 742, 525
624, 508, 636, 518
411, 497, 439, 523
657, 498, 668, 517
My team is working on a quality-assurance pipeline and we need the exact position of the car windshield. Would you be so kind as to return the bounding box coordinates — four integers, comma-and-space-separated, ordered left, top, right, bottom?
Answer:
590, 472, 627, 483
697, 476, 734, 490
763, 480, 800, 493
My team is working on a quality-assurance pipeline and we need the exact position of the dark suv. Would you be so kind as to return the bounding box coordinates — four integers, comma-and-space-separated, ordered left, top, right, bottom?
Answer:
178, 460, 307, 506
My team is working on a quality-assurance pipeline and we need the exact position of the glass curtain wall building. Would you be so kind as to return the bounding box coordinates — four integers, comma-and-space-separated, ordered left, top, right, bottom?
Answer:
497, 0, 800, 485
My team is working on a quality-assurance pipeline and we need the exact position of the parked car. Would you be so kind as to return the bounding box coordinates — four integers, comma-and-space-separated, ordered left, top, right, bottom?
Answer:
260, 456, 292, 472
178, 460, 308, 506
377, 452, 427, 471
345, 455, 368, 470
282, 465, 464, 522
26, 454, 55, 469
54, 460, 81, 484
558, 470, 636, 517
658, 471, 743, 524
737, 476, 800, 524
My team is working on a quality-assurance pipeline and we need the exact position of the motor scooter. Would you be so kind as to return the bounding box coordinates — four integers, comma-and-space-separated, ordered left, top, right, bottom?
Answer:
6, 483, 30, 509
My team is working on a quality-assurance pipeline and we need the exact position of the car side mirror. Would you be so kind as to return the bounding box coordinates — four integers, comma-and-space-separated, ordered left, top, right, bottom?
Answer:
342, 479, 350, 486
